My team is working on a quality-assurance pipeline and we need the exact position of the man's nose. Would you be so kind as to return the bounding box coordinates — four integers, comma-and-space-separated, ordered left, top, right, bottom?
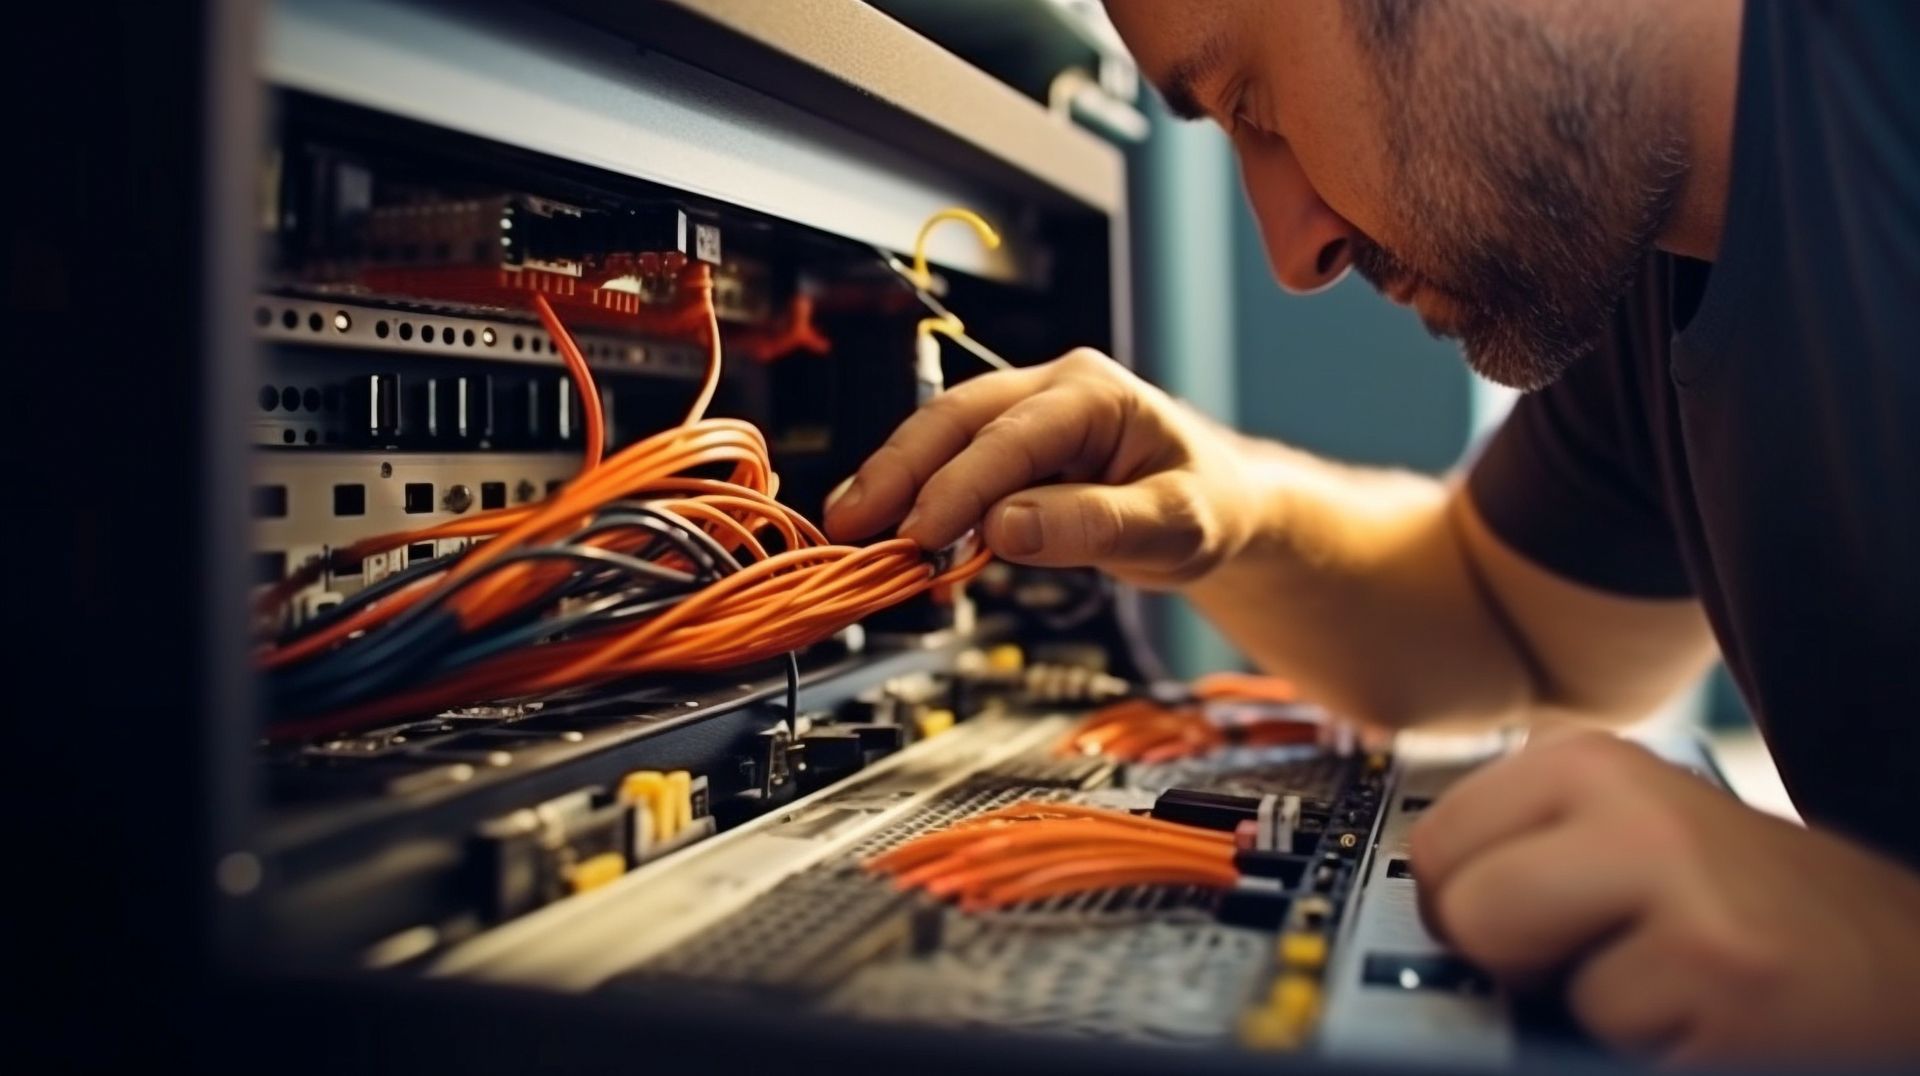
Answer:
1240, 141, 1357, 295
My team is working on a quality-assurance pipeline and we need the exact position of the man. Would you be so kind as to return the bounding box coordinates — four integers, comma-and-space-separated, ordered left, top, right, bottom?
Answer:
825, 0, 1920, 1063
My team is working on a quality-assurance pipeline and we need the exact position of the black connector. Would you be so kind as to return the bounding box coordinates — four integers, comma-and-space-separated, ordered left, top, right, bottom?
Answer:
1217, 888, 1292, 930
1152, 788, 1264, 832
1233, 851, 1310, 887
350, 373, 404, 445
424, 374, 494, 443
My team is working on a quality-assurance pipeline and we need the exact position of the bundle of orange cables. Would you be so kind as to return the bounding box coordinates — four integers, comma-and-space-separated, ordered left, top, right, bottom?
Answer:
1055, 673, 1320, 763
865, 800, 1241, 912
261, 261, 990, 741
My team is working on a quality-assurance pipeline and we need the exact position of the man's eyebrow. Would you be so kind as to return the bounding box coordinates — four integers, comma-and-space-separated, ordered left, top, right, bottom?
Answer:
1158, 32, 1234, 121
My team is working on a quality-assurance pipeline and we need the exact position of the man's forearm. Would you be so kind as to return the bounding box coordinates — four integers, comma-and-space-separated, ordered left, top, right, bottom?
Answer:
1182, 434, 1539, 728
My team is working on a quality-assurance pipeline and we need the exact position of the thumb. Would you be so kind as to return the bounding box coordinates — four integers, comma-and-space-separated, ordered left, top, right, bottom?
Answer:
981, 477, 1209, 580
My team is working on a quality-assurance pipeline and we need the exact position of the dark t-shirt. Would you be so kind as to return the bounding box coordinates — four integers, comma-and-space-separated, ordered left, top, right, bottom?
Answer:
1468, 0, 1920, 865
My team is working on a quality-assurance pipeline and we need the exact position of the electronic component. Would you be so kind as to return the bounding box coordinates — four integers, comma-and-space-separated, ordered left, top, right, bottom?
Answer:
472, 768, 714, 927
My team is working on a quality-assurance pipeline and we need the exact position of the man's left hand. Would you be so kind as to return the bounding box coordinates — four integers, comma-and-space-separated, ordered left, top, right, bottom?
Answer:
1412, 731, 1920, 1064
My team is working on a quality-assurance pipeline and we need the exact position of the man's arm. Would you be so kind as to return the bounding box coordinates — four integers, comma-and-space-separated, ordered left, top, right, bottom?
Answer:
825, 349, 1716, 729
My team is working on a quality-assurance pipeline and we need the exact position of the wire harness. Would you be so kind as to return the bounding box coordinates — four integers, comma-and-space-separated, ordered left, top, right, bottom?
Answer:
865, 800, 1240, 912
259, 260, 988, 740
1054, 674, 1322, 762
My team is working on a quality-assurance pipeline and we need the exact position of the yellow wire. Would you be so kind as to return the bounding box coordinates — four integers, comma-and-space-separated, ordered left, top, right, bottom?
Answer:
911, 207, 1002, 292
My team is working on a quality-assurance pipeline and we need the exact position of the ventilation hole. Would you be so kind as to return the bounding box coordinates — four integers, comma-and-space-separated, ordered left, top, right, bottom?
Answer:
512, 334, 524, 351
307, 312, 323, 332
375, 320, 390, 339
280, 309, 297, 330
279, 386, 300, 412
530, 337, 543, 354
545, 479, 565, 496
281, 429, 297, 445
408, 541, 436, 563
443, 329, 457, 347
480, 481, 507, 510
302, 388, 322, 412
421, 325, 436, 344
303, 429, 319, 445
253, 307, 272, 327
404, 483, 434, 514
332, 484, 366, 517
398, 322, 414, 341
258, 386, 278, 412
462, 328, 476, 346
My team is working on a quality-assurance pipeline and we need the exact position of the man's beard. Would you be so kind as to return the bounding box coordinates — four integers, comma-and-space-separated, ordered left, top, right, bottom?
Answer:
1350, 1, 1686, 392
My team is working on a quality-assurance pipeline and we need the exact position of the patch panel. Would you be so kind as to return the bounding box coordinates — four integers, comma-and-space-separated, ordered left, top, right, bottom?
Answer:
254, 294, 707, 376
251, 452, 579, 610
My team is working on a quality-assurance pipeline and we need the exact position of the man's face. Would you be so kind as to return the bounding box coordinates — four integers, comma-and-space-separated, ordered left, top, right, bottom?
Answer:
1107, 0, 1684, 391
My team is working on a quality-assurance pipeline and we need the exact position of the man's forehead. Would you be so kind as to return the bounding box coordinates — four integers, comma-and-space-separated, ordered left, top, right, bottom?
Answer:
1104, 0, 1240, 78
1104, 0, 1245, 118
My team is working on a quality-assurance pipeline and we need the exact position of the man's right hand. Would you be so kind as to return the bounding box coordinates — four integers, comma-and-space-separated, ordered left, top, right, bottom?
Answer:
823, 348, 1256, 589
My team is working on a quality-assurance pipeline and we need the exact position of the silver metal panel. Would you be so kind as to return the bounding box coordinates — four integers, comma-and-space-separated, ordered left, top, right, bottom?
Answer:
266, 0, 1040, 284
1320, 757, 1515, 1067
663, 0, 1124, 213
254, 294, 706, 376
428, 713, 1069, 990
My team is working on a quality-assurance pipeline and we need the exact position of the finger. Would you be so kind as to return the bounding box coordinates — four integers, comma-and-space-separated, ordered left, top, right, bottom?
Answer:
1565, 917, 1694, 1057
1425, 815, 1650, 981
824, 366, 1046, 541
899, 387, 1128, 549
979, 475, 1204, 575
1409, 731, 1624, 894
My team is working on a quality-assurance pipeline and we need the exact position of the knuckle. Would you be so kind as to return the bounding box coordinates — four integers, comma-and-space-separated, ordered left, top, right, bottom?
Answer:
1058, 347, 1111, 374
1675, 911, 1785, 992
1149, 479, 1222, 580
1540, 734, 1635, 797
1076, 495, 1126, 560
914, 392, 975, 436
921, 469, 990, 522
860, 441, 915, 485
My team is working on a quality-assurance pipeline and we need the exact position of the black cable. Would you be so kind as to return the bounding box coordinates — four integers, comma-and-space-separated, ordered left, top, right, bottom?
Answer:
573, 512, 721, 575
597, 501, 746, 574
272, 550, 456, 647
783, 650, 801, 726
269, 545, 701, 717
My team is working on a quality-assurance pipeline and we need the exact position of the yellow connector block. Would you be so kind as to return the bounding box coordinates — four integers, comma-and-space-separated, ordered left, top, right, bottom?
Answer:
917, 708, 956, 739
1240, 973, 1323, 1051
619, 771, 668, 845
666, 771, 693, 838
1279, 931, 1328, 973
568, 851, 626, 894
986, 643, 1024, 674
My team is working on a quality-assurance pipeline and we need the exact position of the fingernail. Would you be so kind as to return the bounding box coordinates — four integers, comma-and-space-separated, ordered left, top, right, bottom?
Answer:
825, 475, 862, 515
898, 508, 923, 541
997, 503, 1042, 556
